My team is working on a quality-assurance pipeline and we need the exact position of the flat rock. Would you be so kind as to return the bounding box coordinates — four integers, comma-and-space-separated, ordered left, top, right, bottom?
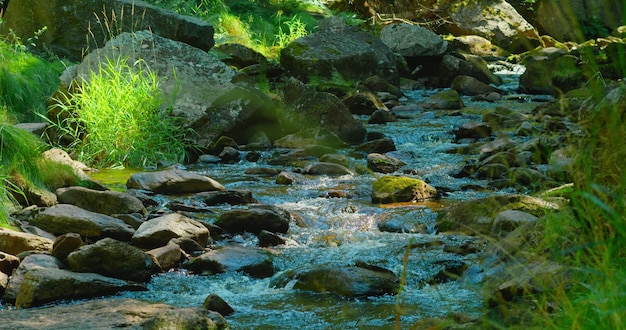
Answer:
31, 204, 135, 241
126, 169, 225, 194
131, 213, 210, 249
0, 298, 229, 330
56, 186, 146, 215
0, 228, 53, 255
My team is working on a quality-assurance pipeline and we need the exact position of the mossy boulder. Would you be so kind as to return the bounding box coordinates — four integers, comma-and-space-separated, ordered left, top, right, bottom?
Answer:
371, 176, 439, 204
436, 194, 561, 235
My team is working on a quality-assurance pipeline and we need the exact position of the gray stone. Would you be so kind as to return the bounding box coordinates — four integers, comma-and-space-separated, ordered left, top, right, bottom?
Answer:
15, 267, 145, 308
67, 238, 158, 282
280, 22, 404, 85
126, 169, 225, 194
303, 162, 355, 176
131, 213, 210, 249
270, 263, 398, 297
380, 23, 447, 57
56, 186, 146, 215
31, 204, 135, 241
0, 0, 214, 61
3, 254, 64, 303
367, 153, 406, 174
215, 206, 290, 234
0, 298, 229, 329
186, 245, 275, 278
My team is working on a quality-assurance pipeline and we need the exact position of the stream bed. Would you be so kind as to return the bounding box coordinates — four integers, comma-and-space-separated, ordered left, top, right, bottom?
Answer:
90, 64, 551, 329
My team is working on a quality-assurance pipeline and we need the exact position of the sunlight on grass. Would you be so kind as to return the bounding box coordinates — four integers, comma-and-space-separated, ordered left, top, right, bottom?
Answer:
49, 57, 192, 169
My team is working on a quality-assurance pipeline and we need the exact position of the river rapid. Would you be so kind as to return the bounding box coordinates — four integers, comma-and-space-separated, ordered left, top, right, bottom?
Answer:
97, 64, 550, 329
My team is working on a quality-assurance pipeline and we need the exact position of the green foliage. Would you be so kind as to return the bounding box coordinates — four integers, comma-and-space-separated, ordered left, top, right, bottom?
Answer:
0, 115, 47, 227
48, 57, 192, 169
143, 0, 321, 59
0, 33, 68, 123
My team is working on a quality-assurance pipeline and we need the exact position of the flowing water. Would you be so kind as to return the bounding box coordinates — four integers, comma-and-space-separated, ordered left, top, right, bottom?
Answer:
96, 64, 547, 328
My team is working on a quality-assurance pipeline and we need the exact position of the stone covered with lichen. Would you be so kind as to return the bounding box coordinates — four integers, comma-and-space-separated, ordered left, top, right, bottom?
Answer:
371, 175, 439, 204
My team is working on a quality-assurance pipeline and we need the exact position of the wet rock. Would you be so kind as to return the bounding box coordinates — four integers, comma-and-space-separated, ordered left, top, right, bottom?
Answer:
170, 237, 206, 256
3, 254, 64, 303
0, 228, 53, 255
367, 153, 406, 173
491, 210, 538, 238
132, 213, 210, 250
319, 153, 349, 167
15, 267, 146, 309
276, 171, 305, 185
51, 233, 83, 261
198, 190, 257, 206
380, 23, 447, 57
147, 242, 183, 271
451, 75, 499, 96
368, 109, 397, 124
0, 251, 20, 275
126, 169, 226, 194
354, 138, 397, 154
257, 230, 286, 247
270, 263, 398, 297
303, 162, 355, 176
218, 146, 240, 164
428, 54, 501, 88
451, 122, 492, 140
0, 298, 229, 329
475, 163, 509, 180
166, 201, 214, 213
203, 293, 235, 316
377, 217, 428, 234
215, 206, 290, 234
67, 238, 158, 282
32, 204, 135, 241
186, 245, 275, 278
0, 0, 215, 62
507, 167, 557, 191
56, 186, 146, 215
420, 89, 464, 110
428, 260, 468, 284
436, 194, 561, 236
372, 176, 439, 204
342, 92, 387, 115
113, 213, 145, 229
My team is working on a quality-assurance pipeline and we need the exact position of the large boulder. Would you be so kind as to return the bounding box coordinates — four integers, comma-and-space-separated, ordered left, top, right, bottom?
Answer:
0, 0, 214, 61
270, 263, 398, 297
380, 23, 448, 57
0, 228, 53, 255
56, 186, 146, 215
131, 213, 210, 249
519, 51, 585, 95
15, 267, 145, 308
67, 238, 158, 282
0, 298, 229, 329
280, 19, 405, 85
31, 204, 136, 241
54, 30, 278, 147
126, 169, 225, 194
441, 0, 540, 51
281, 88, 367, 145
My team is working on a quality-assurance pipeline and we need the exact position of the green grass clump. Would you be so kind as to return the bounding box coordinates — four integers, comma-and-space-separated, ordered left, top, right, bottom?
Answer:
0, 115, 48, 227
0, 35, 68, 123
50, 57, 192, 169
144, 0, 320, 59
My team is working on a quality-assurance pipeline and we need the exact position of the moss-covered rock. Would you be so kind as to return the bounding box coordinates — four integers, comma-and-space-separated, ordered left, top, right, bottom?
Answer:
436, 194, 561, 235
371, 175, 439, 204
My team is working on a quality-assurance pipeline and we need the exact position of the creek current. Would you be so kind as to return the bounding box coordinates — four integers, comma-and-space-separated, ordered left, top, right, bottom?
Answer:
96, 64, 548, 329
